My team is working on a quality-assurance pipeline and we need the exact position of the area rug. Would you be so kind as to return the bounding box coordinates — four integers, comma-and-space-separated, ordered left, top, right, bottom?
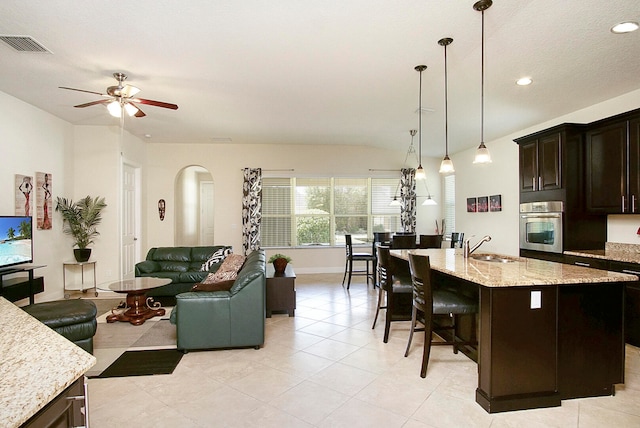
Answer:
92, 349, 183, 378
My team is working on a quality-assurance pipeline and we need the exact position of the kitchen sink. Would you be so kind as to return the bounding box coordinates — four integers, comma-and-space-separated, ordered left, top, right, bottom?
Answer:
470, 253, 517, 263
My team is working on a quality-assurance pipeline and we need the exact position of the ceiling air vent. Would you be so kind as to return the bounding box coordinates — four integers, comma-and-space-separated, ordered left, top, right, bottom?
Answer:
0, 35, 51, 53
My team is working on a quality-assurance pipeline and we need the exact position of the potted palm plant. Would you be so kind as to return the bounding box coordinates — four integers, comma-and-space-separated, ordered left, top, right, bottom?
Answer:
55, 196, 107, 262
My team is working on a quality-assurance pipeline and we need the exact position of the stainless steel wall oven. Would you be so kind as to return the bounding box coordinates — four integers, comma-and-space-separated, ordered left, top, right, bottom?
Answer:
519, 201, 564, 254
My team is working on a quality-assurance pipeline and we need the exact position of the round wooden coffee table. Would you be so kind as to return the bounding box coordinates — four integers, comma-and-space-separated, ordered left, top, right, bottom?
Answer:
106, 277, 171, 326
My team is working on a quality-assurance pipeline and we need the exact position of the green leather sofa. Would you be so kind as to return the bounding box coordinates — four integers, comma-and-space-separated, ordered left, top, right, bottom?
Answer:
169, 249, 266, 351
135, 246, 231, 298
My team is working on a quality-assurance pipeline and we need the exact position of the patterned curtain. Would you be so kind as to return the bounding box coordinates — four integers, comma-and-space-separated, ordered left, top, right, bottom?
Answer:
242, 168, 262, 255
400, 168, 416, 233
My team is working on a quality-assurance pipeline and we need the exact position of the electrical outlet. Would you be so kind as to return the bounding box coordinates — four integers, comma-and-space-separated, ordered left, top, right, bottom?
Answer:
531, 290, 541, 309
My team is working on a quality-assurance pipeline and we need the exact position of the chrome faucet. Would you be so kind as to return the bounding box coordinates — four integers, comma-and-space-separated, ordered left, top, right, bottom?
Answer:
463, 235, 492, 258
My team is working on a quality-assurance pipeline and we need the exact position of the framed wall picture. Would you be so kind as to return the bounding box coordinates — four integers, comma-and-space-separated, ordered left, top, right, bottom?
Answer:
15, 174, 33, 217
466, 197, 477, 213
36, 172, 53, 229
490, 194, 502, 212
478, 196, 489, 213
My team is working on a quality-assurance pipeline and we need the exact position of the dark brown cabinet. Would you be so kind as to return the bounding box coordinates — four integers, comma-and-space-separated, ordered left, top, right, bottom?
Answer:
515, 124, 585, 204
22, 377, 87, 428
586, 111, 640, 214
518, 131, 561, 193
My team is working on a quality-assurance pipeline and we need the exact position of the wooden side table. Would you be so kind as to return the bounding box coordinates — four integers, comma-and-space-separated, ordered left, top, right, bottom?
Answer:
266, 264, 296, 317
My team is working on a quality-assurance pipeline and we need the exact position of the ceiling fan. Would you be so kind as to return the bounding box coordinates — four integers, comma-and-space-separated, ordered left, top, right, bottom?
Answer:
59, 72, 178, 118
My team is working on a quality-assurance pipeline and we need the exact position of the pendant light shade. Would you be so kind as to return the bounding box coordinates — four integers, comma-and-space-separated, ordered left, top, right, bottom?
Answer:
390, 130, 418, 206
438, 37, 455, 174
473, 0, 493, 164
415, 65, 427, 179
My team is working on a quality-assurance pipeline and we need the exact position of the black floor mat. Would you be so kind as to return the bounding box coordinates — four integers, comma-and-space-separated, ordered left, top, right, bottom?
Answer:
92, 349, 183, 378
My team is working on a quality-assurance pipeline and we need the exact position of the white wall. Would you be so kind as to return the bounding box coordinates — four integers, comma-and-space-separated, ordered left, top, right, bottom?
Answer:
453, 88, 640, 256
0, 92, 72, 302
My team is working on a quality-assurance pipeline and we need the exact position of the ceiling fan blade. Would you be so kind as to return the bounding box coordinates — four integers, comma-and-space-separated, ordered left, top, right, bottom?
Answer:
74, 99, 111, 108
59, 86, 106, 96
131, 98, 178, 110
134, 107, 146, 118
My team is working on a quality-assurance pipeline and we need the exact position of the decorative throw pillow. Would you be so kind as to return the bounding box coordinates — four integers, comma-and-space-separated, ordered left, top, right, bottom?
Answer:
194, 253, 246, 291
200, 247, 232, 271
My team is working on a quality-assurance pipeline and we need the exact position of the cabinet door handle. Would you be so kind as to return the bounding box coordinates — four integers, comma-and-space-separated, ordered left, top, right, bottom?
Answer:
538, 176, 542, 190
622, 269, 640, 275
632, 195, 637, 213
575, 262, 591, 267
622, 195, 626, 213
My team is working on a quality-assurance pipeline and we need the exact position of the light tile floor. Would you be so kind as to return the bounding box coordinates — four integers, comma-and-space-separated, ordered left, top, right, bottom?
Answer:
86, 273, 640, 427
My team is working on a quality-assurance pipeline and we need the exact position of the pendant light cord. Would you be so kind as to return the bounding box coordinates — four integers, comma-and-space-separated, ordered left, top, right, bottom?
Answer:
418, 68, 423, 162
444, 43, 449, 156
481, 9, 485, 145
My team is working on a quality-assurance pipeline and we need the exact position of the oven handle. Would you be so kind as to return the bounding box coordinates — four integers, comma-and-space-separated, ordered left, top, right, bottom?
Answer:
520, 214, 562, 219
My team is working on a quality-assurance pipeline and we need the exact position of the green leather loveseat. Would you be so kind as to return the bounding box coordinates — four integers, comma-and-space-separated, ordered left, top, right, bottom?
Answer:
135, 246, 231, 298
169, 249, 266, 351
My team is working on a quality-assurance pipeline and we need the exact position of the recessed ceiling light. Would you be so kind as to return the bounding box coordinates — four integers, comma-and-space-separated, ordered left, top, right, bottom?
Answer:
516, 77, 532, 86
611, 21, 639, 34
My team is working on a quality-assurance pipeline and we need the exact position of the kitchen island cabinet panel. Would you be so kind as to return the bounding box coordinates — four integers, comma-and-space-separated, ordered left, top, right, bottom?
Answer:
478, 286, 558, 412
558, 283, 625, 399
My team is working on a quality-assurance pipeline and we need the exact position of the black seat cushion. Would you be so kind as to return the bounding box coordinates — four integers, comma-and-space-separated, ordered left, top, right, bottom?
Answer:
432, 289, 478, 315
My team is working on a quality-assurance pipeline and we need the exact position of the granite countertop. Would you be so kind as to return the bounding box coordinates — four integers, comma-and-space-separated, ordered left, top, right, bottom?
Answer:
0, 298, 96, 428
390, 248, 638, 288
564, 242, 640, 264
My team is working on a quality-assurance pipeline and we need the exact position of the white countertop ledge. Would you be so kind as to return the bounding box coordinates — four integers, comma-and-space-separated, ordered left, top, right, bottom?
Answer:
0, 297, 96, 428
390, 248, 639, 288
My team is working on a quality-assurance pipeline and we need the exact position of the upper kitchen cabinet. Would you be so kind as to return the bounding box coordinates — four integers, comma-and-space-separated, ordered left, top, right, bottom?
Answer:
515, 124, 585, 203
585, 109, 640, 214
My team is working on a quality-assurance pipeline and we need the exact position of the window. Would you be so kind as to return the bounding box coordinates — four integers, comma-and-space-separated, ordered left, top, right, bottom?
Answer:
262, 177, 400, 247
443, 174, 455, 237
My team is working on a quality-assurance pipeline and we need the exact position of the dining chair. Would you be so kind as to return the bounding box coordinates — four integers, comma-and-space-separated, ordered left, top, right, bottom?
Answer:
405, 252, 478, 377
450, 232, 465, 248
371, 244, 412, 342
341, 234, 375, 290
419, 234, 443, 249
392, 233, 417, 249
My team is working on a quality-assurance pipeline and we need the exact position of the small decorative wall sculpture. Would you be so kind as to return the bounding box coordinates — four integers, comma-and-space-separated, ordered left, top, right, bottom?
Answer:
15, 174, 33, 217
158, 199, 166, 221
36, 172, 53, 229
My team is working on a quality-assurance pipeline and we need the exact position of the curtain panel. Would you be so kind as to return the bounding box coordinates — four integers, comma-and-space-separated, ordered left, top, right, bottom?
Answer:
242, 168, 262, 255
400, 168, 416, 233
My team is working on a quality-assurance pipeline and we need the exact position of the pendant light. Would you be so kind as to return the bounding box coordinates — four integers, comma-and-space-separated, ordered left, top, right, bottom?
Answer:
414, 65, 427, 180
438, 37, 455, 174
473, 0, 492, 164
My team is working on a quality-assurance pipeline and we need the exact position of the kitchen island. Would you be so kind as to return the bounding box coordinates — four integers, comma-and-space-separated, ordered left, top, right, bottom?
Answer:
0, 297, 96, 427
391, 248, 639, 413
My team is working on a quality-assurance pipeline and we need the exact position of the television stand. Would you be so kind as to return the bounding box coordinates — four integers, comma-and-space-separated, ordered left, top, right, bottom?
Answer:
0, 265, 46, 304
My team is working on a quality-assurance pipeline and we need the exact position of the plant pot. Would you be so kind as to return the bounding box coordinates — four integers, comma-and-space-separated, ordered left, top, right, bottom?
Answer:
74, 248, 92, 263
273, 258, 288, 274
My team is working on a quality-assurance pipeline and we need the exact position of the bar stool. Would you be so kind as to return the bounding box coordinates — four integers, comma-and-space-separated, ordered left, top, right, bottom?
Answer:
371, 244, 412, 342
419, 234, 443, 249
372, 232, 392, 286
342, 234, 375, 289
392, 233, 417, 249
405, 253, 478, 377
450, 232, 465, 248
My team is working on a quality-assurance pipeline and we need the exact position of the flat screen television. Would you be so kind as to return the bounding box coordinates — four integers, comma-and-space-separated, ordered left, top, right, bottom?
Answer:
0, 216, 33, 270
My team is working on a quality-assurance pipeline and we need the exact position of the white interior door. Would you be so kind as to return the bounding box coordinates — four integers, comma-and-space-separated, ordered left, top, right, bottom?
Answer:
200, 181, 215, 245
121, 163, 139, 279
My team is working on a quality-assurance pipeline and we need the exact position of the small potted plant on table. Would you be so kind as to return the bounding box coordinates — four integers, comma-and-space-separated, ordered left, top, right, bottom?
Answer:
268, 253, 292, 275
55, 196, 107, 262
